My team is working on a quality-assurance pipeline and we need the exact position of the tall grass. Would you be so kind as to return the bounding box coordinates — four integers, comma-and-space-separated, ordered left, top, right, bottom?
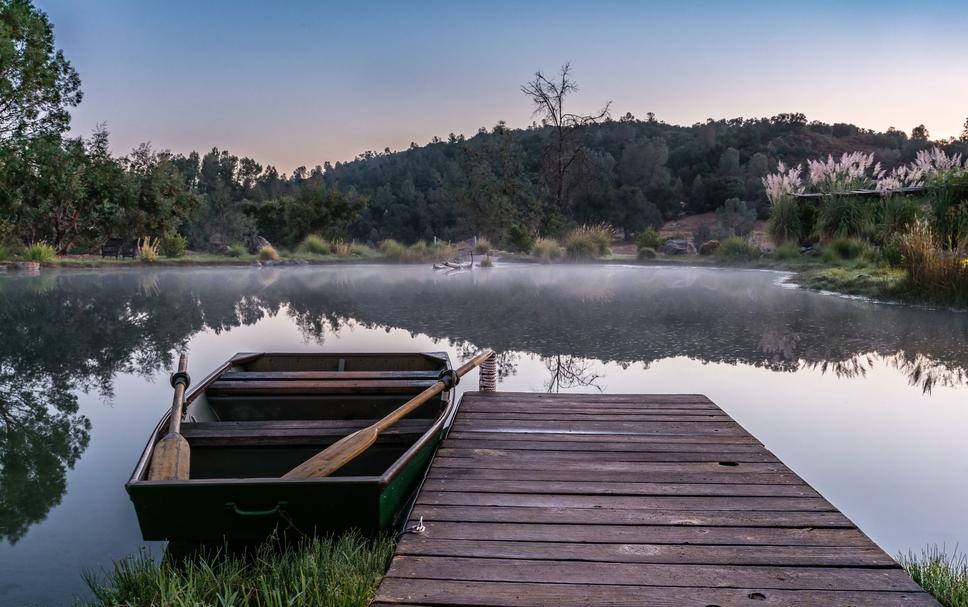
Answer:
138, 237, 160, 262
716, 237, 760, 262
83, 533, 393, 607
379, 239, 452, 262
258, 245, 280, 261
564, 224, 611, 259
900, 546, 968, 607
531, 237, 564, 262
332, 240, 373, 257
818, 196, 872, 239
635, 227, 661, 251
299, 234, 332, 255
767, 196, 802, 244
474, 238, 491, 255
23, 242, 56, 263
901, 219, 968, 304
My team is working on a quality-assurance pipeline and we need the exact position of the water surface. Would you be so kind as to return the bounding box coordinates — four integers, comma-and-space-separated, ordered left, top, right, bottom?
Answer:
1, 264, 966, 605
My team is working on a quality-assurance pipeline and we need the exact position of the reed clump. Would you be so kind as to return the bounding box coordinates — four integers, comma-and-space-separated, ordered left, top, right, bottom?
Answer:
901, 219, 968, 304
564, 224, 612, 259
530, 237, 564, 262
299, 234, 332, 255
22, 242, 56, 263
258, 245, 280, 261
138, 237, 160, 262
82, 533, 393, 607
716, 237, 760, 262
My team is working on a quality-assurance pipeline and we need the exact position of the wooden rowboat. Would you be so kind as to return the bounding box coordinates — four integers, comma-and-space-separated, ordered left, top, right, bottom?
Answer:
126, 351, 455, 541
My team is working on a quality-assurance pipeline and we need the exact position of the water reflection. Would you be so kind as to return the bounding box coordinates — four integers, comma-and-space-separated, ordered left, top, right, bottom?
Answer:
1, 264, 967, 542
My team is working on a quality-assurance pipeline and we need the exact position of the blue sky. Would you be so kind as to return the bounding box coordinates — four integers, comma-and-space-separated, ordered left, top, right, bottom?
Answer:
37, 0, 968, 171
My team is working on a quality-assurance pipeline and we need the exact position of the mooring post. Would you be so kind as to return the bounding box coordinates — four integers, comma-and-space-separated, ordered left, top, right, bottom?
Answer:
479, 351, 497, 392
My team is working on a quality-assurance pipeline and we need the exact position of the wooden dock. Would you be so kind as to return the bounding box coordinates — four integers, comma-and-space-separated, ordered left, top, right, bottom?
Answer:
371, 392, 939, 607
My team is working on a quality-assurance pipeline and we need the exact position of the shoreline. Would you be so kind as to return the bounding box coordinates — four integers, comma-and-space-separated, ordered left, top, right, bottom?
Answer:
2, 252, 951, 310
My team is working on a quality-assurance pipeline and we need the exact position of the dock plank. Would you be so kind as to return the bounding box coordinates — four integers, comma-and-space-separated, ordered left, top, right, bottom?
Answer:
371, 392, 938, 606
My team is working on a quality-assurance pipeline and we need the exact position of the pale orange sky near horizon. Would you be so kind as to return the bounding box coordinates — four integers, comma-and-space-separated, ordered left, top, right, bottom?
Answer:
38, 0, 968, 172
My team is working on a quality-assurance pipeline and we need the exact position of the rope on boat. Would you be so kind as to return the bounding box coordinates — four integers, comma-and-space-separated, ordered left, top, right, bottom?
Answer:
479, 352, 497, 392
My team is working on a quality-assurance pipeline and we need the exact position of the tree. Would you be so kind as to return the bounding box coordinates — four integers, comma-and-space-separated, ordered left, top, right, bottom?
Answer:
911, 124, 930, 141
0, 0, 82, 142
961, 117, 968, 143
521, 63, 610, 228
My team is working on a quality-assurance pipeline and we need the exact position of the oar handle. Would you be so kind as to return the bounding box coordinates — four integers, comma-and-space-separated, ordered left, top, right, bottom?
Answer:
168, 354, 190, 434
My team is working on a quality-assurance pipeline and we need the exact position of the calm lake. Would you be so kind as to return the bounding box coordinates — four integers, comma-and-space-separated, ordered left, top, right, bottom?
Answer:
1, 264, 967, 605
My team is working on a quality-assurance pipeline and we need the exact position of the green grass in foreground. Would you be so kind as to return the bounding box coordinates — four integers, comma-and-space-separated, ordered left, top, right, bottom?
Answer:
901, 546, 968, 607
82, 533, 392, 607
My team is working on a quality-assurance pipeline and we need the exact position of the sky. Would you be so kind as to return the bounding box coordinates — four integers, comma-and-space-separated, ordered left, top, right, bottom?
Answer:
36, 0, 968, 173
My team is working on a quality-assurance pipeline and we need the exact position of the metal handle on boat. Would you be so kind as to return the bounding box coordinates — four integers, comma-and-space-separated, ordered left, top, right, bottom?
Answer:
224, 501, 288, 517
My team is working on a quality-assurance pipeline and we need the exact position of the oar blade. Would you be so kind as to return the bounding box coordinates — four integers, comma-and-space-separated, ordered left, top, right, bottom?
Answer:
147, 433, 191, 481
283, 426, 379, 479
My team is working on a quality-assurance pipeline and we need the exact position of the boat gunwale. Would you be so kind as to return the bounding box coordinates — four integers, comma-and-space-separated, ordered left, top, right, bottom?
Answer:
126, 351, 454, 490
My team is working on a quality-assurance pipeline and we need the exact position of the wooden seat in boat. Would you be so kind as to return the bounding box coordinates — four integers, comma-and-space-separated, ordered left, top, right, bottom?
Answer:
181, 418, 435, 447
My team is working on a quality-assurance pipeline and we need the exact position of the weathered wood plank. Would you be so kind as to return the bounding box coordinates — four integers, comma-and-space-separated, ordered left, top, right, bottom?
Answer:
394, 536, 893, 566
182, 419, 431, 447
432, 457, 786, 473
446, 430, 760, 444
427, 465, 807, 484
421, 478, 819, 498
451, 419, 752, 435
436, 446, 780, 463
404, 521, 866, 545
441, 437, 768, 453
409, 504, 855, 527
384, 556, 920, 591
373, 579, 939, 607
457, 411, 734, 422
418, 491, 836, 512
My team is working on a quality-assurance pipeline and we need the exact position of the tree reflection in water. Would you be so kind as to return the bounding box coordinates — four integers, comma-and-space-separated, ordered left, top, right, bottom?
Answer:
1, 264, 967, 539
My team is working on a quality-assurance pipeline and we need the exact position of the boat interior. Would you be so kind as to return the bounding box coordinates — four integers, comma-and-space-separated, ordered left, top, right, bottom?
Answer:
174, 353, 452, 480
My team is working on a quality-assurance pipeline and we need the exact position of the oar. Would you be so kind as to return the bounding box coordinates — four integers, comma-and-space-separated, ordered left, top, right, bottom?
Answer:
147, 354, 193, 481
284, 349, 494, 479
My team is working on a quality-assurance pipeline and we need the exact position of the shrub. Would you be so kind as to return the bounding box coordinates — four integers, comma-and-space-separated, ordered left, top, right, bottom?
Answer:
698, 239, 720, 256
0, 244, 8, 261
258, 245, 280, 261
564, 225, 611, 259
880, 195, 922, 238
635, 227, 661, 250
379, 239, 406, 259
824, 237, 867, 261
332, 240, 371, 257
716, 198, 756, 237
474, 238, 491, 255
717, 237, 760, 261
138, 237, 160, 262
768, 197, 802, 244
479, 255, 494, 268
693, 223, 713, 247
159, 233, 187, 258
23, 242, 56, 263
531, 238, 564, 262
227, 243, 246, 258
882, 235, 904, 267
506, 224, 535, 253
772, 241, 800, 261
637, 247, 657, 260
299, 234, 331, 255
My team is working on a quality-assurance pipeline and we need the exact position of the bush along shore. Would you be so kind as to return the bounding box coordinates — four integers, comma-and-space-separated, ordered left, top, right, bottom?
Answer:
82, 533, 392, 607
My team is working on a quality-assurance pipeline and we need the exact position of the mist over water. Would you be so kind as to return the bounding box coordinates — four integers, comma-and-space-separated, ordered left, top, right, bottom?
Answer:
1, 264, 966, 605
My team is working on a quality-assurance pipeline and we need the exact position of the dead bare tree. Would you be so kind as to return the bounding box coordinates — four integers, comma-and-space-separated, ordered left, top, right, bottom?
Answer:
522, 63, 611, 224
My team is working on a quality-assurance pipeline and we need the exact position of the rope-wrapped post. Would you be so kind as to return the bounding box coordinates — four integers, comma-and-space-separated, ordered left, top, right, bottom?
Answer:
479, 351, 497, 392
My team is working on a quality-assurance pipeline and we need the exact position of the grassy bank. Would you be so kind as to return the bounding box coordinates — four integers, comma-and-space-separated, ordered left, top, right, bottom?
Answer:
82, 533, 392, 607
901, 547, 968, 607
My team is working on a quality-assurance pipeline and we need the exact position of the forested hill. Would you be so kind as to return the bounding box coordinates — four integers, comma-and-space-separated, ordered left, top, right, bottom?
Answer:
325, 115, 966, 244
